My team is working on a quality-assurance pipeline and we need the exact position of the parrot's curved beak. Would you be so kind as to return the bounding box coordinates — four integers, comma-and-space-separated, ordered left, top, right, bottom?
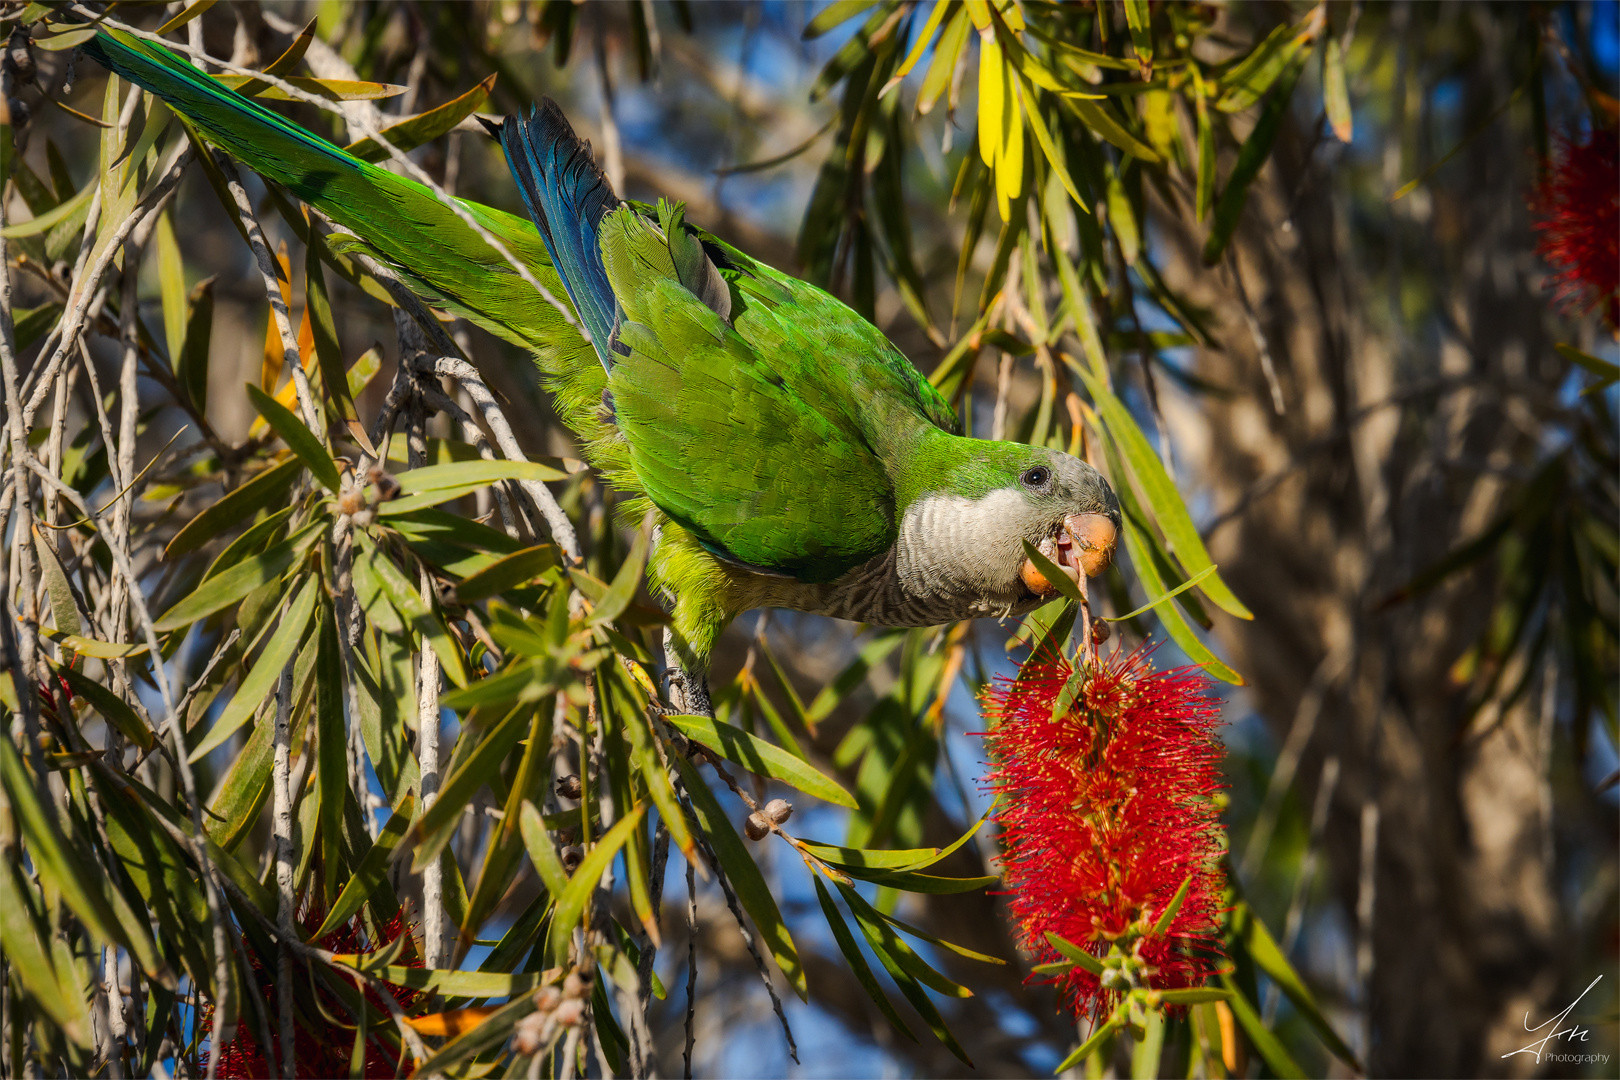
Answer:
1019, 513, 1119, 596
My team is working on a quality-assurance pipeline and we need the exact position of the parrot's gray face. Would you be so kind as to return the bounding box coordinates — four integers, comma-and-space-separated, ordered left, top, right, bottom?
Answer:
1007, 449, 1122, 600
885, 449, 1121, 623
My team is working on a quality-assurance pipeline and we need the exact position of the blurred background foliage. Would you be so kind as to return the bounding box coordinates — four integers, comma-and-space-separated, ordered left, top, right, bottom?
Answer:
0, 1, 1614, 1078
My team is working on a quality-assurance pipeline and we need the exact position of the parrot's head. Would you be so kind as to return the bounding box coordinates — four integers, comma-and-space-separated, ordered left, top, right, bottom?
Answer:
896, 440, 1121, 619
1003, 449, 1122, 599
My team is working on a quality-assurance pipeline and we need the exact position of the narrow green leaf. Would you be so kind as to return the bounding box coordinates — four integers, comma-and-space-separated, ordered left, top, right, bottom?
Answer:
153, 0, 219, 36
813, 876, 916, 1040
166, 457, 301, 558
1053, 1015, 1121, 1074
304, 231, 368, 452
177, 276, 215, 412
663, 713, 857, 809
0, 737, 130, 957
329, 961, 550, 998
154, 521, 320, 632
246, 382, 338, 491
55, 666, 153, 752
1052, 665, 1087, 722
205, 704, 274, 852
675, 756, 807, 999
837, 880, 972, 1064
392, 459, 569, 494
155, 209, 187, 368
188, 576, 317, 761
857, 869, 998, 894
1121, 506, 1242, 683
1232, 903, 1362, 1070
411, 704, 534, 869
1123, 0, 1152, 77
1151, 873, 1196, 937
210, 74, 408, 102
1130, 1007, 1166, 1080
1107, 166, 1140, 266
345, 74, 497, 162
1156, 987, 1232, 1005
1215, 18, 1310, 113
891, 803, 995, 871
1203, 50, 1309, 265
1015, 74, 1087, 211
546, 806, 646, 968
587, 526, 649, 627
1075, 366, 1252, 620
1194, 74, 1214, 223
1323, 38, 1352, 142
0, 856, 90, 1046
804, 0, 880, 39
0, 178, 92, 237
361, 536, 469, 688
409, 994, 541, 1078
519, 800, 570, 899
453, 545, 559, 604
877, 911, 1006, 965
799, 842, 939, 870
1114, 565, 1218, 621
315, 599, 347, 900
1044, 932, 1107, 976
1067, 97, 1160, 162
31, 528, 79, 638
311, 795, 415, 941
1220, 975, 1307, 1079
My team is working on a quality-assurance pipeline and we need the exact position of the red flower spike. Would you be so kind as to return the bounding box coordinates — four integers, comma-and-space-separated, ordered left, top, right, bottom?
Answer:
1531, 128, 1619, 330
981, 644, 1227, 1021
200, 907, 425, 1079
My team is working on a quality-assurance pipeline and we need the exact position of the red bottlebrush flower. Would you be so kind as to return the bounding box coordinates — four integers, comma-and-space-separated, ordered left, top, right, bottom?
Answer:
1531, 128, 1619, 330
202, 907, 425, 1079
981, 644, 1226, 1020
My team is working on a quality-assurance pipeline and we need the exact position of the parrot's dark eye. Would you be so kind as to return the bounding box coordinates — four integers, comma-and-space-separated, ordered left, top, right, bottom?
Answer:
1020, 466, 1051, 491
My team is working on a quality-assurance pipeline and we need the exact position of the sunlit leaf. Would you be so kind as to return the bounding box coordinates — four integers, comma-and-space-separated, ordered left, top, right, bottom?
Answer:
664, 713, 857, 809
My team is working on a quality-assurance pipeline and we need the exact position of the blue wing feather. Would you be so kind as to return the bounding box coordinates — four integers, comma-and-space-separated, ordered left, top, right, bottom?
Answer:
496, 101, 621, 371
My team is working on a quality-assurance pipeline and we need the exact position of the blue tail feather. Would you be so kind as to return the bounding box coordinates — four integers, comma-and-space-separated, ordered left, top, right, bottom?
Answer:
496, 101, 620, 372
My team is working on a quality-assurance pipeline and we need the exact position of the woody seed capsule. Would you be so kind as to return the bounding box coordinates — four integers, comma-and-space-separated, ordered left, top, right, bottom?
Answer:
555, 773, 583, 800
744, 811, 770, 841
763, 798, 793, 825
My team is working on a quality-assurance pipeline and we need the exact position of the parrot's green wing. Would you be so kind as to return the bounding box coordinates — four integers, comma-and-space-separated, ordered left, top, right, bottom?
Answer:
599, 206, 954, 584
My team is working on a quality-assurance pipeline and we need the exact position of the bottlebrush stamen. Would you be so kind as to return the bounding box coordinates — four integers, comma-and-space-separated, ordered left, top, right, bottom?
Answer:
1531, 128, 1619, 331
981, 643, 1226, 1020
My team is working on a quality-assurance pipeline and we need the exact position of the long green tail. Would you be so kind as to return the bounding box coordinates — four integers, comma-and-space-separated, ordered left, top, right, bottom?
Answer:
82, 29, 596, 382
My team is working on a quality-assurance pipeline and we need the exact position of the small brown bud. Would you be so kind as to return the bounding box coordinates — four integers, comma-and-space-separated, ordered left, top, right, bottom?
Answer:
1091, 618, 1111, 645
511, 1010, 548, 1054
367, 465, 400, 502
554, 773, 582, 801
554, 997, 585, 1028
337, 485, 367, 517
744, 811, 770, 841
533, 985, 561, 1013
562, 970, 588, 999
763, 798, 793, 826
560, 844, 583, 872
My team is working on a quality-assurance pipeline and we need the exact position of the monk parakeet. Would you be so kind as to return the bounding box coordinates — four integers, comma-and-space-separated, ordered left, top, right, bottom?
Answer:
85, 30, 1121, 706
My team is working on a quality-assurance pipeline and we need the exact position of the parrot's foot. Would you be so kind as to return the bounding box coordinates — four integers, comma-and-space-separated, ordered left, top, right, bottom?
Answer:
661, 627, 713, 717
665, 665, 712, 717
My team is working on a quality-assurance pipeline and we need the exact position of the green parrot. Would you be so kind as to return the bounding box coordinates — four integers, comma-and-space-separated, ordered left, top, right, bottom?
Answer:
84, 29, 1121, 710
